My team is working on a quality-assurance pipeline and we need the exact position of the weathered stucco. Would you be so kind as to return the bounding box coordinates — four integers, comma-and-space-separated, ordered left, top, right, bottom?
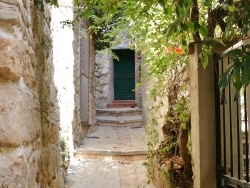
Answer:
189, 43, 216, 188
0, 0, 63, 187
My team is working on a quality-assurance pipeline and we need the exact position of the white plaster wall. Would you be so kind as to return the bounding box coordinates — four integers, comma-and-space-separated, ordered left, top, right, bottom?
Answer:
51, 1, 74, 157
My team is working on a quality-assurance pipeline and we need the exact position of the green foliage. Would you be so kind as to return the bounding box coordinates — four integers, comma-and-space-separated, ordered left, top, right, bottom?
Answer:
146, 117, 159, 155
218, 45, 250, 91
34, 0, 58, 10
71, 0, 250, 91
60, 139, 70, 171
174, 96, 190, 130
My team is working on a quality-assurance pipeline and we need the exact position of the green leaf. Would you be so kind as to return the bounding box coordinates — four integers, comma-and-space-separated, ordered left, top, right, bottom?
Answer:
233, 65, 242, 91
182, 39, 187, 46
243, 26, 249, 36
241, 56, 250, 87
186, 21, 194, 33
202, 0, 211, 7
228, 5, 236, 13
194, 22, 200, 32
181, 23, 188, 31
166, 23, 177, 37
50, 0, 58, 6
216, 39, 226, 46
225, 49, 242, 57
218, 66, 234, 90
164, 6, 173, 15
201, 52, 209, 69
199, 25, 208, 38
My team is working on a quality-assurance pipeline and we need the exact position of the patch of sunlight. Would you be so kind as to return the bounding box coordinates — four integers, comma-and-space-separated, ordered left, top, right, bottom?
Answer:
51, 0, 74, 159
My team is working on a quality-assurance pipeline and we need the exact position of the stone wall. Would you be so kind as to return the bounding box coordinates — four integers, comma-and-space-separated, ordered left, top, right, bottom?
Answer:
72, 20, 82, 145
141, 75, 167, 143
73, 19, 97, 146
0, 1, 63, 187
95, 50, 110, 108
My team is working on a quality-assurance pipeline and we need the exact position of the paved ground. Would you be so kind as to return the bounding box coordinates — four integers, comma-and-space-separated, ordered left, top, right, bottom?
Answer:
79, 126, 148, 152
65, 159, 155, 188
65, 126, 155, 188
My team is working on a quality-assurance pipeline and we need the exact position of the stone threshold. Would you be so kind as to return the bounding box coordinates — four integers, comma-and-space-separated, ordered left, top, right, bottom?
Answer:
107, 100, 137, 108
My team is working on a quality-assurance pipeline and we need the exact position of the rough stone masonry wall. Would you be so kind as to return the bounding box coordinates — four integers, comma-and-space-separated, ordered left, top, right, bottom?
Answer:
95, 50, 110, 109
73, 19, 97, 146
0, 1, 63, 187
141, 65, 167, 143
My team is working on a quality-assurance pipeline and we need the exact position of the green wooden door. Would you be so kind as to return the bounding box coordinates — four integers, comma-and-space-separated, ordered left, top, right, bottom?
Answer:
113, 49, 135, 100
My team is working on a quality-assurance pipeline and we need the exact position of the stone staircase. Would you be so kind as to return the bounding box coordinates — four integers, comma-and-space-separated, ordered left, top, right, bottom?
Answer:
96, 107, 143, 127
74, 107, 147, 161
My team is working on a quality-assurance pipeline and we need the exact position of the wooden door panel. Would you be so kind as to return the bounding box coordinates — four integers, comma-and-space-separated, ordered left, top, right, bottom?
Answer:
113, 49, 135, 100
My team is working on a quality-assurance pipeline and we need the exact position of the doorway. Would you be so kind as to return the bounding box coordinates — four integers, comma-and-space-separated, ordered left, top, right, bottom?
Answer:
113, 49, 135, 100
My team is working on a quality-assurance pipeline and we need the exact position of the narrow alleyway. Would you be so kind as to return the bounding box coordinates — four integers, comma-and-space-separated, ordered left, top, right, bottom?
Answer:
65, 108, 155, 188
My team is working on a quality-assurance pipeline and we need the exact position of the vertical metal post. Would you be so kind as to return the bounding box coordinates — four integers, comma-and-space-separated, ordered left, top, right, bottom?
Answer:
244, 89, 249, 182
221, 58, 227, 175
236, 91, 241, 180
228, 55, 234, 177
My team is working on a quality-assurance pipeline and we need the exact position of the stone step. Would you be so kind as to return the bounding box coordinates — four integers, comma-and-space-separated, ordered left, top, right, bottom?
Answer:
75, 126, 148, 161
97, 115, 143, 127
74, 148, 147, 161
96, 107, 142, 116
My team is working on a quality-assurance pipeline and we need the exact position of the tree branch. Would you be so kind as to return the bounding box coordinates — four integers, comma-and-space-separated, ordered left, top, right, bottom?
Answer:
191, 0, 201, 42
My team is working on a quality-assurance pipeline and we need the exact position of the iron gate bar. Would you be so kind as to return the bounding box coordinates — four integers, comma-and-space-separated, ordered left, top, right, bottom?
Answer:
222, 175, 250, 188
236, 91, 241, 180
244, 89, 249, 182
221, 58, 227, 175
215, 41, 250, 187
221, 41, 244, 56
228, 55, 234, 177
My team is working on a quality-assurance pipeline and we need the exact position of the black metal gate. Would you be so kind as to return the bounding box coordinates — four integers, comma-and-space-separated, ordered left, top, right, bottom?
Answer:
214, 43, 250, 188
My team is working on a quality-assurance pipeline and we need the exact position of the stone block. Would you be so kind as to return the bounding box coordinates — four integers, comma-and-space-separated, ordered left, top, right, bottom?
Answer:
0, 144, 39, 188
0, 37, 23, 81
1, 0, 19, 6
0, 2, 20, 25
0, 82, 40, 147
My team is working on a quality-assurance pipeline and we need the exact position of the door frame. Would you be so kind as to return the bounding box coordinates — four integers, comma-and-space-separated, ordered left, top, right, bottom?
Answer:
108, 48, 141, 107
